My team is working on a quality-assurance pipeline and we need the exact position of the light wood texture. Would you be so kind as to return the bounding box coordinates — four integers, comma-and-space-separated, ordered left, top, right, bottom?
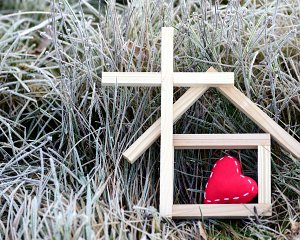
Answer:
102, 72, 161, 86
217, 86, 300, 159
102, 72, 234, 87
123, 67, 217, 163
122, 86, 208, 163
172, 204, 272, 218
159, 27, 174, 217
258, 145, 272, 204
173, 134, 270, 149
173, 72, 234, 86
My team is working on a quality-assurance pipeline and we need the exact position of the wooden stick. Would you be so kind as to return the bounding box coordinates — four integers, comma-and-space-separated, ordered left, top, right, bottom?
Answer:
122, 91, 207, 162
102, 72, 161, 86
123, 68, 217, 163
217, 86, 300, 159
124, 72, 300, 161
173, 72, 234, 86
102, 72, 234, 87
159, 27, 174, 217
258, 145, 272, 204
173, 134, 270, 149
172, 203, 272, 218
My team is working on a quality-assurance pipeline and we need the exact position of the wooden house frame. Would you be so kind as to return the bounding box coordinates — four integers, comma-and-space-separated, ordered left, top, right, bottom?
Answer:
102, 27, 300, 218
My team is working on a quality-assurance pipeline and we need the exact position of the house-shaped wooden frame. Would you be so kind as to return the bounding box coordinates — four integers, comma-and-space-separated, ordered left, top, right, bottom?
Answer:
102, 27, 300, 218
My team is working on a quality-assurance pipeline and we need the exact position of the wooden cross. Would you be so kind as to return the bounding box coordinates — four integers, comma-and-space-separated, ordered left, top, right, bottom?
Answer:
102, 27, 300, 218
103, 27, 233, 217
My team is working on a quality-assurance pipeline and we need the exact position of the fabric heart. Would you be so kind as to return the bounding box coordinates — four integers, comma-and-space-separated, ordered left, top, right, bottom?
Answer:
204, 155, 258, 204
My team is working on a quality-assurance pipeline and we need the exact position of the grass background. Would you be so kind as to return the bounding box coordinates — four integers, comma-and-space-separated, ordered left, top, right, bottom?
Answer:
0, 0, 300, 239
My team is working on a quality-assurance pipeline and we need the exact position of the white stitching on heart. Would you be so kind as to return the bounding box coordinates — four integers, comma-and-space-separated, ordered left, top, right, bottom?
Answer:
204, 156, 257, 203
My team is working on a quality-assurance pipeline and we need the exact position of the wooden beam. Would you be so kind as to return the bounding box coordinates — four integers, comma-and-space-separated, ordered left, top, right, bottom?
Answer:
102, 72, 161, 86
173, 134, 270, 149
122, 87, 208, 163
102, 72, 234, 87
122, 68, 218, 163
172, 204, 272, 218
173, 72, 234, 86
258, 145, 272, 204
159, 27, 174, 217
217, 86, 300, 159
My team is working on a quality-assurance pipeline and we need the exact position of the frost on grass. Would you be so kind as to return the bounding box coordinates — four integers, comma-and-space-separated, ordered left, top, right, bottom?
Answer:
0, 0, 299, 239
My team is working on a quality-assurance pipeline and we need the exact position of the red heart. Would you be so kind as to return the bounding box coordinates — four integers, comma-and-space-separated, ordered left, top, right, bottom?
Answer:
204, 155, 258, 204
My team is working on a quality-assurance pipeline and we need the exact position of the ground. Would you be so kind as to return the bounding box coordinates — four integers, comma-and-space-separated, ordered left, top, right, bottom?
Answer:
0, 0, 300, 239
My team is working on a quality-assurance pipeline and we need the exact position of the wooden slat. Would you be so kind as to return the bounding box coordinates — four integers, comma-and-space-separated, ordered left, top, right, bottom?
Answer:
123, 71, 300, 161
122, 68, 218, 163
258, 145, 272, 204
172, 204, 272, 218
102, 72, 234, 87
159, 27, 174, 217
122, 87, 208, 163
102, 72, 161, 86
173, 72, 234, 86
173, 134, 270, 149
217, 86, 300, 159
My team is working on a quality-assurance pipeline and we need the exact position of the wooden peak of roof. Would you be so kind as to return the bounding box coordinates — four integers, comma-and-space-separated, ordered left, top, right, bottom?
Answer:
122, 67, 300, 163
